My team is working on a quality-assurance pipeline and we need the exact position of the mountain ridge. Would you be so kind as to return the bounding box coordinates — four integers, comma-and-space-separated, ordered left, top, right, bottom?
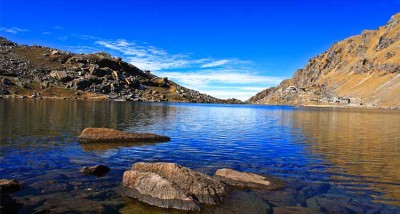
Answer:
248, 13, 400, 109
0, 37, 242, 104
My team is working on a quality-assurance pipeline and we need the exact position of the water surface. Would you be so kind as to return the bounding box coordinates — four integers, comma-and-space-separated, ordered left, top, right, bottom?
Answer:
1, 99, 399, 213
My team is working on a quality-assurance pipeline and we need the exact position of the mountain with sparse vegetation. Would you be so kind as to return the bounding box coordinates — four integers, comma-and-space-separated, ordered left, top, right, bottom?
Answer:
0, 37, 242, 104
248, 13, 400, 109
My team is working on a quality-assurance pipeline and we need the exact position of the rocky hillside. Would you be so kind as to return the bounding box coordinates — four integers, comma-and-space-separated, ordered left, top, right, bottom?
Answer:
0, 37, 242, 104
248, 13, 400, 109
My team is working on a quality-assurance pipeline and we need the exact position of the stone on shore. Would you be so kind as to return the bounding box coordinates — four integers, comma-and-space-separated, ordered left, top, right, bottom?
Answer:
77, 128, 171, 143
214, 168, 286, 190
122, 162, 230, 211
80, 165, 110, 176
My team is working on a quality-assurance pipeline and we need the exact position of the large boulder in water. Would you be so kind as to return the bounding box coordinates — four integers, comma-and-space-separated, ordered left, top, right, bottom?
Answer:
122, 162, 230, 211
78, 128, 171, 143
123, 170, 202, 211
214, 168, 286, 190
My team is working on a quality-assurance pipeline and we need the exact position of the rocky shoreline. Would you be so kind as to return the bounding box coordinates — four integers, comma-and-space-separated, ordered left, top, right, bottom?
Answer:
2, 162, 393, 213
2, 128, 397, 213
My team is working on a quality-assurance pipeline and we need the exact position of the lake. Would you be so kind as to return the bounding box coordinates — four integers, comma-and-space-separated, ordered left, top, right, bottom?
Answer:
1, 99, 400, 213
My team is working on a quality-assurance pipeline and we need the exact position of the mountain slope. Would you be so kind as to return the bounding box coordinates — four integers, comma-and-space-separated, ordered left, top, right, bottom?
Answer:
0, 37, 242, 104
248, 13, 400, 109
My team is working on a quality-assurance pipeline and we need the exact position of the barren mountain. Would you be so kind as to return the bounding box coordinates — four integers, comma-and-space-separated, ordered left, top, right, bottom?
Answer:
248, 13, 400, 109
0, 37, 242, 104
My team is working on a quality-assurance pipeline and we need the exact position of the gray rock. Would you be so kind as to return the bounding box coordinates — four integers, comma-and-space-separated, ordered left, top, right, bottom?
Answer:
80, 165, 110, 176
0, 89, 11, 95
214, 168, 286, 190
73, 79, 91, 90
122, 162, 230, 211
254, 187, 297, 207
306, 194, 383, 214
273, 206, 319, 214
213, 191, 272, 214
1, 78, 12, 85
123, 170, 202, 211
89, 65, 111, 77
49, 70, 71, 83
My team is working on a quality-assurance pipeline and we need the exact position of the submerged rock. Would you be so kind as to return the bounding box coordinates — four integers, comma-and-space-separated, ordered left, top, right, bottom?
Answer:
306, 193, 383, 213
213, 191, 272, 214
78, 128, 171, 143
80, 165, 110, 176
214, 168, 286, 190
0, 179, 23, 193
0, 192, 22, 214
273, 206, 319, 214
122, 162, 230, 211
0, 179, 23, 213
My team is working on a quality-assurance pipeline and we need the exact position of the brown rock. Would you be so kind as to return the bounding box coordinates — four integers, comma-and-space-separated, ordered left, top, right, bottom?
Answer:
49, 70, 71, 83
80, 165, 110, 176
214, 168, 286, 190
0, 179, 23, 193
122, 162, 230, 211
77, 128, 171, 143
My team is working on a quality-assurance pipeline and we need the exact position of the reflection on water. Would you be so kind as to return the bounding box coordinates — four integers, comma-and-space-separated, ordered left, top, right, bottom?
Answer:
79, 141, 164, 151
0, 99, 399, 212
288, 108, 400, 205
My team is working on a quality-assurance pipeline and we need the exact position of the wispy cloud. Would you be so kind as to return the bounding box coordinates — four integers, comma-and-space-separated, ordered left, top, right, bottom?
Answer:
75, 37, 284, 100
94, 39, 197, 71
155, 70, 284, 100
0, 27, 28, 34
201, 59, 232, 68
156, 70, 283, 87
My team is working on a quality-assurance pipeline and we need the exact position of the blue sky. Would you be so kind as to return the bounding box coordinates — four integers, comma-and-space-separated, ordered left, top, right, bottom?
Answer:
1, 1, 399, 100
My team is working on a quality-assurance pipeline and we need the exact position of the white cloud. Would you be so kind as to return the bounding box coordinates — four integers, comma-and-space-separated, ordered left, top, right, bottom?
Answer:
199, 90, 259, 101
155, 70, 284, 100
156, 70, 283, 86
201, 59, 231, 68
94, 39, 256, 74
74, 37, 285, 100
0, 27, 28, 34
94, 40, 198, 70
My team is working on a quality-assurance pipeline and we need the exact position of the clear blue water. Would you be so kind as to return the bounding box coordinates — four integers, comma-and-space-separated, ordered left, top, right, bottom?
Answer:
1, 99, 400, 213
